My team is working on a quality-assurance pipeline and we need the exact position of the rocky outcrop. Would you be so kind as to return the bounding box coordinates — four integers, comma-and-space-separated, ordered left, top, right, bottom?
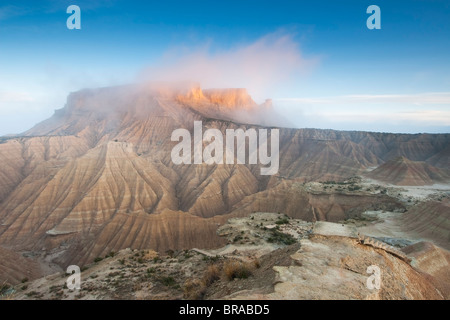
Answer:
357, 233, 411, 263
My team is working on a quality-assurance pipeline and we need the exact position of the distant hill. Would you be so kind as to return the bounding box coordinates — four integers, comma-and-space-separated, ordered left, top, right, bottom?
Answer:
367, 156, 450, 186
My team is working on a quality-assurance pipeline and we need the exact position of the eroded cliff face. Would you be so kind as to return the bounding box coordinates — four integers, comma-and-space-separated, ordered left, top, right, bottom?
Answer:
176, 85, 256, 108
366, 156, 450, 186
0, 84, 449, 274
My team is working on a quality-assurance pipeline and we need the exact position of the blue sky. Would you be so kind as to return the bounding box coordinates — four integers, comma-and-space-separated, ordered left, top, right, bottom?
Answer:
0, 0, 449, 134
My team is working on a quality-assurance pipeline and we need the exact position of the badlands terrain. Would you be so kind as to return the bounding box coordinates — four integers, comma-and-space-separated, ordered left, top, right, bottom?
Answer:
6, 213, 450, 300
0, 83, 449, 299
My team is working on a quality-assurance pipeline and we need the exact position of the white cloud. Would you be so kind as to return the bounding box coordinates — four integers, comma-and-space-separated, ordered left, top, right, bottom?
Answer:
274, 92, 450, 133
139, 32, 318, 101
0, 91, 34, 103
277, 92, 450, 105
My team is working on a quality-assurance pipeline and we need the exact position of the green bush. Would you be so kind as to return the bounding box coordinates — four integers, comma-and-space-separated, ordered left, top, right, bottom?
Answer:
233, 235, 243, 243
160, 276, 176, 287
275, 218, 289, 225
267, 230, 296, 245
202, 255, 221, 263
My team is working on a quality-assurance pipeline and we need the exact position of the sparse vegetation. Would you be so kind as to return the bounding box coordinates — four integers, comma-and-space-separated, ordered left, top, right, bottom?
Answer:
202, 255, 221, 263
49, 285, 60, 293
183, 251, 193, 259
159, 276, 176, 287
203, 264, 221, 286
223, 260, 253, 280
183, 263, 222, 299
0, 283, 11, 296
267, 230, 296, 245
233, 235, 243, 243
166, 249, 175, 258
183, 278, 205, 300
275, 217, 289, 225
25, 291, 39, 297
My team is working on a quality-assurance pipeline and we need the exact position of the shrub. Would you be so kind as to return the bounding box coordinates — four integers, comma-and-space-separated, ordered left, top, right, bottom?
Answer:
275, 218, 289, 225
183, 278, 205, 300
233, 235, 243, 243
203, 264, 220, 286
267, 230, 296, 245
159, 276, 176, 287
0, 283, 11, 296
166, 249, 175, 258
223, 260, 252, 280
183, 252, 193, 259
21, 278, 28, 283
25, 291, 39, 297
94, 257, 103, 263
49, 285, 60, 292
202, 255, 221, 263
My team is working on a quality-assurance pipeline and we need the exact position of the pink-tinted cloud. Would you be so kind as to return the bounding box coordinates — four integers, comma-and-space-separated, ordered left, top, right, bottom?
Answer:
139, 33, 318, 101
